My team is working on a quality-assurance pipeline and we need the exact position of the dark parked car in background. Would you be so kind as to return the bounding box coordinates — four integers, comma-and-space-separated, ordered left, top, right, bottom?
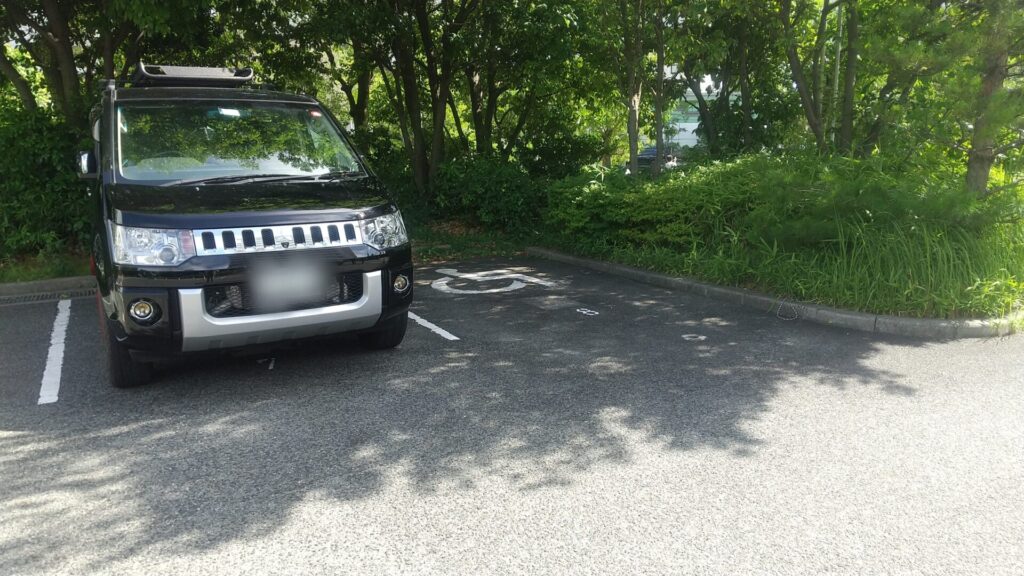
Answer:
626, 145, 679, 174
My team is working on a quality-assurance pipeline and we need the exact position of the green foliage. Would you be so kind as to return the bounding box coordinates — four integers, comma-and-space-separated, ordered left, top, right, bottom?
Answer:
0, 252, 90, 283
519, 123, 608, 180
433, 156, 544, 234
410, 221, 526, 264
0, 0, 1021, 308
0, 110, 88, 259
546, 152, 1024, 318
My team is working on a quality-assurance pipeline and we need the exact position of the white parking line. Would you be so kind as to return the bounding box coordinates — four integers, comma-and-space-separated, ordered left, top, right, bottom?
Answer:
38, 299, 71, 405
408, 312, 460, 341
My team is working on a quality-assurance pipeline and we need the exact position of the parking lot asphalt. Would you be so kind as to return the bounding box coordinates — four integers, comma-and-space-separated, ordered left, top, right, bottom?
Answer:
2, 257, 1023, 575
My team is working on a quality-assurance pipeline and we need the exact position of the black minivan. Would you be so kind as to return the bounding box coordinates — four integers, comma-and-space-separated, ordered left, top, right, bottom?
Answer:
80, 63, 413, 388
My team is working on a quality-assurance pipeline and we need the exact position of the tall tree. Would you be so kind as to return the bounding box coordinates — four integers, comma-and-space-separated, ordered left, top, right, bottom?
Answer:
963, 0, 1024, 196
651, 0, 665, 176
0, 0, 218, 131
0, 43, 37, 111
370, 0, 480, 193
779, 0, 841, 153
836, 0, 859, 154
614, 0, 648, 175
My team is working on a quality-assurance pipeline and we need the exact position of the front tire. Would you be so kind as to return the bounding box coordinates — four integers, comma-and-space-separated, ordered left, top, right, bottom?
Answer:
359, 312, 408, 350
105, 323, 152, 388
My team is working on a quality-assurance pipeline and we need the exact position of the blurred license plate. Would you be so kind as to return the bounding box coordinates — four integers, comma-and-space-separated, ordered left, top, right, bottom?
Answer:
250, 258, 329, 311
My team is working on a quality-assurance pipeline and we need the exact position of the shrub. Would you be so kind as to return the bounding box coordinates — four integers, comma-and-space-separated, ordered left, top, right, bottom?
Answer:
545, 152, 1024, 318
433, 155, 543, 233
0, 110, 88, 259
518, 129, 608, 180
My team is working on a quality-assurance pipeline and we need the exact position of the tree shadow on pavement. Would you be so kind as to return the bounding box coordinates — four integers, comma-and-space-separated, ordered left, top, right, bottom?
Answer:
0, 259, 926, 572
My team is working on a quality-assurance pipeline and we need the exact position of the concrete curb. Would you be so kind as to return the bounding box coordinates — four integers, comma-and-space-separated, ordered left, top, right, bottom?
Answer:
526, 247, 1019, 339
0, 275, 95, 297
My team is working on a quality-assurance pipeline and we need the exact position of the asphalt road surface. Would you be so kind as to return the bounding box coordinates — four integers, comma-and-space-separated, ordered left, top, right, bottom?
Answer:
2, 257, 1023, 575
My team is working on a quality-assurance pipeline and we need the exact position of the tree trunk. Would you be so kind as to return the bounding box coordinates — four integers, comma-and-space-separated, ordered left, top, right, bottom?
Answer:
379, 63, 415, 168
101, 28, 116, 80
965, 48, 1009, 196
391, 39, 429, 194
448, 93, 470, 151
5, 1, 83, 128
619, 0, 645, 175
472, 4, 499, 155
119, 32, 142, 80
712, 74, 734, 130
427, 71, 451, 185
0, 47, 38, 112
484, 63, 500, 152
687, 74, 718, 154
738, 28, 754, 149
812, 3, 831, 125
652, 0, 665, 177
827, 6, 844, 141
501, 91, 534, 160
627, 88, 642, 175
780, 0, 827, 152
40, 0, 83, 129
412, 1, 445, 187
412, 0, 479, 188
350, 43, 373, 131
465, 67, 489, 153
837, 0, 859, 155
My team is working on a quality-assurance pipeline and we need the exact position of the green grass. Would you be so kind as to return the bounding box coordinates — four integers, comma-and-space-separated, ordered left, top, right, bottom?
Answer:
550, 221, 1024, 319
0, 251, 90, 283
410, 220, 527, 263
545, 153, 1024, 319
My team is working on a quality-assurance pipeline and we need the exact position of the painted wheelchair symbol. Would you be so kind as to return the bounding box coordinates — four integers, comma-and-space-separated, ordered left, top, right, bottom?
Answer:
431, 268, 558, 295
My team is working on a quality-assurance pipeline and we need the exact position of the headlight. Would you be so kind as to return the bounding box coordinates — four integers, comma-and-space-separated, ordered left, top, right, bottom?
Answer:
361, 210, 408, 250
111, 224, 196, 266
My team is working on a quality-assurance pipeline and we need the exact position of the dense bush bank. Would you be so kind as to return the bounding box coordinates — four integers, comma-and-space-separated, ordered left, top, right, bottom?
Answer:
544, 154, 1024, 319
433, 155, 543, 233
0, 112, 88, 259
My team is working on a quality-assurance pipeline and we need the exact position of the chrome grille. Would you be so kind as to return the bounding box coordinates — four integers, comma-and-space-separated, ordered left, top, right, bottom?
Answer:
192, 221, 363, 256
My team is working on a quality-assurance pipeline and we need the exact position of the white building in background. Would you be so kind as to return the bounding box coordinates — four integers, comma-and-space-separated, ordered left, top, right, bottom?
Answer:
663, 75, 728, 150
666, 105, 702, 148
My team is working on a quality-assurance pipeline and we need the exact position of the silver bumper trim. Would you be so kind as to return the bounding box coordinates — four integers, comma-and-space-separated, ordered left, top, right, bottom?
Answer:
179, 271, 383, 351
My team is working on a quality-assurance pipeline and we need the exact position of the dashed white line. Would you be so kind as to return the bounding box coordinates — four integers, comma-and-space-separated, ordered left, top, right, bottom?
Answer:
408, 312, 460, 341
38, 299, 71, 405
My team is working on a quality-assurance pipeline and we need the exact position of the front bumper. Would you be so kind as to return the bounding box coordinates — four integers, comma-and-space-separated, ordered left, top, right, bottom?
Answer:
103, 245, 412, 356
178, 270, 383, 351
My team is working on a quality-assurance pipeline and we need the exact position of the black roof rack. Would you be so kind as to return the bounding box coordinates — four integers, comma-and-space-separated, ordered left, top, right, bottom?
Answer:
130, 62, 254, 88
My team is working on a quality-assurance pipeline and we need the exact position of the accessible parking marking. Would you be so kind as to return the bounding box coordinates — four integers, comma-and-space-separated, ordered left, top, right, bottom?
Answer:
37, 299, 71, 405
408, 312, 460, 341
431, 268, 558, 295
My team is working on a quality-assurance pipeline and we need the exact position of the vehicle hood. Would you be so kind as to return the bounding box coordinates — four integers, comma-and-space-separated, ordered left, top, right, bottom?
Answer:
108, 177, 393, 228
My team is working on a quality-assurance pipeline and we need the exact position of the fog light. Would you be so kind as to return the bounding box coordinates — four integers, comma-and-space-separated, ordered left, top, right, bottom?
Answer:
393, 274, 410, 294
129, 299, 159, 324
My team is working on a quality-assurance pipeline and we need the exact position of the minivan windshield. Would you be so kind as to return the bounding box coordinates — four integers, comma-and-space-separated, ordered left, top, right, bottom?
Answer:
116, 101, 362, 183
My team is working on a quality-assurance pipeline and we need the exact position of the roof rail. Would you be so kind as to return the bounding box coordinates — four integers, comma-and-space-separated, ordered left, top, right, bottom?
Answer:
130, 62, 255, 88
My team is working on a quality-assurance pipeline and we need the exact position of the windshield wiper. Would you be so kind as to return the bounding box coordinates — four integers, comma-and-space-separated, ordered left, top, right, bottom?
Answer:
309, 170, 366, 182
160, 173, 308, 187
161, 170, 365, 187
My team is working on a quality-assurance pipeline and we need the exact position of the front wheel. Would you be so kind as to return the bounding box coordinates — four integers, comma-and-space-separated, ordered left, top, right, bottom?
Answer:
105, 323, 152, 388
359, 312, 408, 350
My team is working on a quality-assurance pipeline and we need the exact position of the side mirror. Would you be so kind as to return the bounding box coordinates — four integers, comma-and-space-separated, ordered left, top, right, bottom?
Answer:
78, 150, 97, 179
